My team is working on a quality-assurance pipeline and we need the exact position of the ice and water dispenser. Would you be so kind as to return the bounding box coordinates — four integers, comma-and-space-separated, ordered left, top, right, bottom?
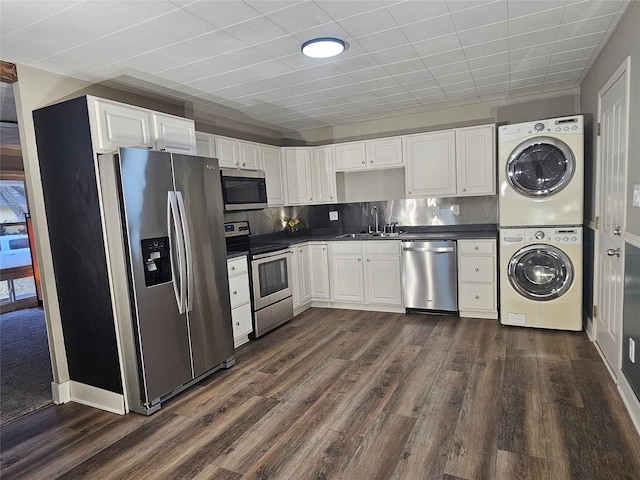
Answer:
141, 237, 172, 286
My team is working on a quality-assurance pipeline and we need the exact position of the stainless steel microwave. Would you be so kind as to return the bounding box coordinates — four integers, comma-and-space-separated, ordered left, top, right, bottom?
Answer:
220, 168, 268, 211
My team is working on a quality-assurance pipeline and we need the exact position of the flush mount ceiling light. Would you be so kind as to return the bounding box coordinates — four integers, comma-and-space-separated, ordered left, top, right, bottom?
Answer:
301, 37, 345, 58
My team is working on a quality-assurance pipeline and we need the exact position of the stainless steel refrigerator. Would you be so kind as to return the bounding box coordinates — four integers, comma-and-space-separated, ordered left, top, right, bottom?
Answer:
98, 147, 234, 415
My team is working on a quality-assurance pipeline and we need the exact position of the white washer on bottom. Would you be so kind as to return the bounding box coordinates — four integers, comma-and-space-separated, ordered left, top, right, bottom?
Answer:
500, 227, 582, 331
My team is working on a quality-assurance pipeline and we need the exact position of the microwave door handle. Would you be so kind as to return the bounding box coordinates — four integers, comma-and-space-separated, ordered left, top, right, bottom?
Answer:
167, 191, 186, 314
176, 191, 193, 312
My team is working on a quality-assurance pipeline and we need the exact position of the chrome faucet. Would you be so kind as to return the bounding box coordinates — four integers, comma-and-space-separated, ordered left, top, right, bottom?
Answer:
373, 206, 379, 233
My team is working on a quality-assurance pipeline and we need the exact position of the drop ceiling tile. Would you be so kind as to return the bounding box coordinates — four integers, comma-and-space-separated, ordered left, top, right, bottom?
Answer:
463, 38, 509, 59
508, 27, 557, 51
545, 69, 582, 82
429, 61, 471, 78
224, 16, 289, 46
441, 79, 476, 93
0, 0, 80, 33
399, 15, 457, 43
467, 51, 509, 69
450, 0, 507, 30
474, 72, 510, 86
507, 1, 565, 19
348, 65, 393, 82
291, 21, 352, 43
371, 84, 409, 97
510, 56, 551, 72
264, 2, 334, 34
510, 76, 545, 89
508, 9, 563, 36
394, 71, 437, 86
561, 0, 626, 23
413, 33, 462, 57
546, 58, 590, 74
553, 31, 606, 51
337, 8, 398, 38
246, 1, 305, 15
549, 46, 597, 64
179, 30, 250, 57
370, 45, 420, 64
384, 59, 428, 76
334, 54, 381, 73
556, 15, 615, 40
356, 27, 412, 53
446, 0, 497, 14
421, 48, 468, 68
510, 84, 543, 96
422, 100, 453, 111
509, 43, 555, 61
181, 0, 261, 28
511, 67, 548, 81
316, 0, 384, 21
542, 79, 580, 91
477, 81, 510, 94
456, 21, 508, 47
471, 63, 510, 79
386, 0, 449, 25
358, 76, 401, 90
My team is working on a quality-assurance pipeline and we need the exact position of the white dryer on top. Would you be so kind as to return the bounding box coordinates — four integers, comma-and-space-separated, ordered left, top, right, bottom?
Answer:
498, 115, 584, 227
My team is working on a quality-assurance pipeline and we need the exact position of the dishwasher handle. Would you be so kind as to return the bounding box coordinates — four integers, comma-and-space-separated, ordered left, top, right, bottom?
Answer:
402, 246, 454, 253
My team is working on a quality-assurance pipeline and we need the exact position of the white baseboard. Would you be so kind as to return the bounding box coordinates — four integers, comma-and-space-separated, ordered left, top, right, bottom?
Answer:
68, 381, 126, 415
584, 311, 594, 341
51, 380, 70, 404
310, 301, 405, 314
619, 372, 640, 437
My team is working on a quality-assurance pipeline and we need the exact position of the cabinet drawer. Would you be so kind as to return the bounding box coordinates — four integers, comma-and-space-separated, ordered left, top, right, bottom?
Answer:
228, 274, 251, 308
232, 302, 253, 341
330, 241, 362, 255
458, 256, 495, 282
227, 256, 248, 277
458, 283, 496, 310
364, 240, 400, 255
457, 239, 495, 254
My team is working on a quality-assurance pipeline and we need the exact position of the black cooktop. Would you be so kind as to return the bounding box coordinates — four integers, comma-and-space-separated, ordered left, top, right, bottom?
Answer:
225, 221, 288, 257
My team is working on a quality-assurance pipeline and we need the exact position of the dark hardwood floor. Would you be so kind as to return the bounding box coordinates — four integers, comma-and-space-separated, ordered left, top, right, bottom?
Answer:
2, 308, 640, 479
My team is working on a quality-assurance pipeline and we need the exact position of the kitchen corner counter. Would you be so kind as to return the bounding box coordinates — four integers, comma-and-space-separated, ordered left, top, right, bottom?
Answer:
226, 251, 249, 259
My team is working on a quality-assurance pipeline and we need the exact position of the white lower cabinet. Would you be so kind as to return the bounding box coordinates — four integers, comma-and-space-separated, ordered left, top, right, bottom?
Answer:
309, 242, 330, 300
457, 239, 498, 319
292, 243, 312, 313
227, 256, 253, 347
329, 241, 402, 308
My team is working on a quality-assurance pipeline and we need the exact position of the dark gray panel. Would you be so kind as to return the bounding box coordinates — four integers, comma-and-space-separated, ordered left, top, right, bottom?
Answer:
622, 243, 640, 398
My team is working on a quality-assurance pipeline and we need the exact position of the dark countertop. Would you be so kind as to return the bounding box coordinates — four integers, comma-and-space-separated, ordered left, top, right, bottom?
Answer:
226, 251, 248, 259
251, 224, 498, 245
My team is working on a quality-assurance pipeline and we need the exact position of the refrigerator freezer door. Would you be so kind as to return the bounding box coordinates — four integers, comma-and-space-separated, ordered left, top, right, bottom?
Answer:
172, 154, 234, 377
118, 148, 193, 404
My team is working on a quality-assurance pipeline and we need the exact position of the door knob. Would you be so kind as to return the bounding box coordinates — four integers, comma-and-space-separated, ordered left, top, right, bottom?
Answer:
606, 248, 621, 257
614, 226, 622, 236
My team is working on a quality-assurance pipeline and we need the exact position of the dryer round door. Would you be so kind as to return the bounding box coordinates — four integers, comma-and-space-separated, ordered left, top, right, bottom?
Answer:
508, 244, 574, 301
507, 136, 575, 197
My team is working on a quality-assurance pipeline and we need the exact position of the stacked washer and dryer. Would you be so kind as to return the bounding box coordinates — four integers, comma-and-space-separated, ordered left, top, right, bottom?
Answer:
498, 115, 584, 331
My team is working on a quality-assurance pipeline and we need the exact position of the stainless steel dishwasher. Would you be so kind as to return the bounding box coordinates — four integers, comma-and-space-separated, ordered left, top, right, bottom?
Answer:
402, 240, 458, 312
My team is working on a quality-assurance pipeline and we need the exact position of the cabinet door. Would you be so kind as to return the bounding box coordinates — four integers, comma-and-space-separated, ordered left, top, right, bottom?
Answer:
231, 302, 253, 347
330, 254, 365, 303
309, 243, 330, 299
215, 136, 240, 168
334, 141, 367, 171
456, 125, 495, 196
297, 244, 312, 304
404, 130, 456, 197
261, 146, 285, 206
91, 98, 153, 152
238, 141, 260, 170
313, 146, 337, 203
284, 148, 313, 205
196, 132, 215, 157
367, 137, 403, 168
365, 254, 402, 305
153, 113, 197, 154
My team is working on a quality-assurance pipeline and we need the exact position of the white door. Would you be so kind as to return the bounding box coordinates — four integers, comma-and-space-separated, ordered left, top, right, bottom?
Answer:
284, 148, 313, 204
309, 243, 330, 299
330, 255, 365, 303
365, 254, 402, 305
595, 58, 630, 378
313, 146, 336, 203
404, 130, 456, 197
261, 146, 285, 206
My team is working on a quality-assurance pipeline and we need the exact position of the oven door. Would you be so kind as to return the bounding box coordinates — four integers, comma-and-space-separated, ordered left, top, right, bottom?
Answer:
251, 249, 293, 310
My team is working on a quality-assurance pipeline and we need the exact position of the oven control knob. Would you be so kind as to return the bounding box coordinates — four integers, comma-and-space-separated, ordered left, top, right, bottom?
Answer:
534, 230, 545, 240
534, 122, 545, 132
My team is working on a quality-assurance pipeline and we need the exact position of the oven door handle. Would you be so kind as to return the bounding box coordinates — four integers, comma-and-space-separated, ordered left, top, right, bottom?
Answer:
252, 250, 292, 260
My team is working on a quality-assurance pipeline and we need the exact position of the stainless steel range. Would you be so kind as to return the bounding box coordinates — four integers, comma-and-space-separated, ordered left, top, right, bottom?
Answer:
225, 221, 294, 337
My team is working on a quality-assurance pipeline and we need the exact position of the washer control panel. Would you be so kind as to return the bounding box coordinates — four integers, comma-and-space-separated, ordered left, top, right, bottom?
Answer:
499, 115, 583, 142
525, 227, 582, 245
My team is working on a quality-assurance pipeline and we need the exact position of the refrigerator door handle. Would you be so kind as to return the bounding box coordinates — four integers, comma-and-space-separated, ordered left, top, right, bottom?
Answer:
176, 191, 193, 312
167, 191, 186, 314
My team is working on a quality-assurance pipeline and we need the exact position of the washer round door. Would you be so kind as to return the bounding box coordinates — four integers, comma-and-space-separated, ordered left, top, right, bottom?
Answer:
507, 136, 575, 197
508, 244, 574, 301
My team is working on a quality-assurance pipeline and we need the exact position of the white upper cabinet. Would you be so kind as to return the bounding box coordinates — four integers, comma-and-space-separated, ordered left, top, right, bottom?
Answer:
90, 98, 153, 152
366, 137, 403, 169
312, 146, 337, 204
152, 113, 197, 154
284, 147, 313, 205
334, 141, 367, 171
89, 97, 197, 154
404, 130, 457, 198
455, 124, 496, 196
214, 136, 240, 169
195, 132, 215, 157
261, 145, 285, 207
238, 141, 260, 169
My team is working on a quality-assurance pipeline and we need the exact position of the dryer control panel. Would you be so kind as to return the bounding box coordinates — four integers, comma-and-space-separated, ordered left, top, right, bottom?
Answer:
499, 115, 583, 142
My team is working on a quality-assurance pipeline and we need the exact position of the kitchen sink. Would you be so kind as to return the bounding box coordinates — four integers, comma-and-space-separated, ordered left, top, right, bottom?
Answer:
335, 232, 404, 239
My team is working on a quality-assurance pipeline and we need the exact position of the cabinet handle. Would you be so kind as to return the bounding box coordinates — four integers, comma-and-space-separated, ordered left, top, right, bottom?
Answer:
408, 191, 412, 194
462, 188, 466, 192
475, 295, 479, 299
358, 258, 362, 261
233, 290, 238, 295
474, 246, 479, 250
361, 161, 365, 165
370, 160, 374, 164
146, 145, 153, 150
235, 321, 240, 326
323, 247, 326, 251
231, 266, 236, 271
474, 268, 479, 272
367, 258, 370, 262
242, 163, 246, 166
